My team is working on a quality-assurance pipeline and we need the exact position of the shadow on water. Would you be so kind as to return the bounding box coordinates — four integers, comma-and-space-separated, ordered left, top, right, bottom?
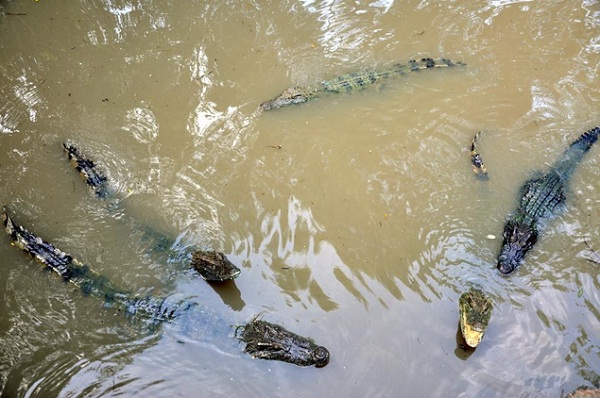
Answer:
454, 326, 476, 361
208, 280, 245, 312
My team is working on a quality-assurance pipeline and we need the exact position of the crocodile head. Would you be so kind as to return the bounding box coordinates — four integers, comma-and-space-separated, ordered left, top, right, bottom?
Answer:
260, 87, 315, 111
459, 288, 493, 348
190, 250, 241, 281
497, 220, 538, 274
238, 319, 330, 367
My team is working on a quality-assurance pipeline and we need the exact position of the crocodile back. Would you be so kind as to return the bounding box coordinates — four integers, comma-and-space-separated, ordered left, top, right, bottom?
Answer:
519, 172, 565, 224
320, 57, 464, 94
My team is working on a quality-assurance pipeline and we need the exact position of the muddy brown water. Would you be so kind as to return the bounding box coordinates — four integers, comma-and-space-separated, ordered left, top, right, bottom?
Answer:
1, 0, 599, 397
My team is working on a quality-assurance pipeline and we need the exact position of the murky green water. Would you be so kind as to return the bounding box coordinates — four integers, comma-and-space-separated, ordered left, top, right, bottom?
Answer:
1, 0, 599, 396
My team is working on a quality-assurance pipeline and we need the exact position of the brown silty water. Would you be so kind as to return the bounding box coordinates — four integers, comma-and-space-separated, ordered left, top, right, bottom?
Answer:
0, 0, 599, 396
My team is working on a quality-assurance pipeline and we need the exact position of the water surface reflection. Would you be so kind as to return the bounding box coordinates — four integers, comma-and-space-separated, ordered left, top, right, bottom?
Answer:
1, 0, 599, 396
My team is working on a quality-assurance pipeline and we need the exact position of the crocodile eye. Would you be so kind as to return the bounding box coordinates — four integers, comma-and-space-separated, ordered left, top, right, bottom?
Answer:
312, 346, 330, 367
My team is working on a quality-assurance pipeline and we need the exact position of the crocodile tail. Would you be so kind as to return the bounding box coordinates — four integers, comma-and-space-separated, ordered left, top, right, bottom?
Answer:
387, 57, 465, 77
63, 142, 109, 198
470, 131, 478, 152
569, 126, 600, 152
553, 126, 600, 178
3, 207, 127, 299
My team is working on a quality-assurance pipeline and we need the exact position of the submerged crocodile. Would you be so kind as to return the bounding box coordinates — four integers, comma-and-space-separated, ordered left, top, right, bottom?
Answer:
2, 207, 330, 367
260, 57, 465, 111
63, 143, 241, 281
497, 126, 600, 274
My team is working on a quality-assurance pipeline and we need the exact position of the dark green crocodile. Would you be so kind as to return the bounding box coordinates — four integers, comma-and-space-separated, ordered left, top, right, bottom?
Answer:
63, 143, 241, 281
260, 57, 465, 111
458, 127, 600, 346
498, 126, 600, 274
2, 207, 330, 367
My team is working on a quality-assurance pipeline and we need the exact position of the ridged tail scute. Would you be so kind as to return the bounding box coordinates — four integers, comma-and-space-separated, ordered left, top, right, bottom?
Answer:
407, 57, 464, 71
63, 142, 109, 198
569, 126, 600, 152
125, 295, 193, 323
553, 126, 600, 179
3, 207, 186, 323
3, 207, 76, 279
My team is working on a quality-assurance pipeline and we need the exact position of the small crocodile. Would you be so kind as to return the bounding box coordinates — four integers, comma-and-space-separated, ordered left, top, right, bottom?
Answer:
470, 132, 488, 179
63, 143, 241, 281
2, 207, 330, 367
260, 57, 465, 111
498, 126, 600, 274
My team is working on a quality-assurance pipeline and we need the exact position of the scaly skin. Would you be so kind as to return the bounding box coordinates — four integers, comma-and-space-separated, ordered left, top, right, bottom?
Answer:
237, 319, 330, 368
458, 288, 493, 348
2, 207, 185, 322
63, 143, 111, 199
466, 127, 600, 346
497, 126, 600, 274
564, 388, 600, 398
2, 207, 329, 367
62, 143, 241, 281
260, 57, 465, 111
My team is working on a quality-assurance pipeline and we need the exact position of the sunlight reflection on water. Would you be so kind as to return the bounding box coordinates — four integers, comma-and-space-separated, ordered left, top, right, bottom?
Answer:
0, 0, 599, 396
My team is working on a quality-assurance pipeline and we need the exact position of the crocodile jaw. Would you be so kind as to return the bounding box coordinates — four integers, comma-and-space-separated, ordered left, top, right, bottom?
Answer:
460, 309, 485, 348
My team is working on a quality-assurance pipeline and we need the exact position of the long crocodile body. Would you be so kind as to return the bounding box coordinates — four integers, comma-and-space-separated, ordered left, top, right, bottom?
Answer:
2, 207, 330, 367
260, 57, 465, 111
63, 143, 241, 281
497, 126, 600, 274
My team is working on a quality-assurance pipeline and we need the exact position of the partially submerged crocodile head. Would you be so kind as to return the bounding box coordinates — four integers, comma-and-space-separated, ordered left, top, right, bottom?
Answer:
190, 250, 241, 281
238, 319, 330, 367
260, 86, 317, 111
497, 219, 538, 274
459, 288, 493, 348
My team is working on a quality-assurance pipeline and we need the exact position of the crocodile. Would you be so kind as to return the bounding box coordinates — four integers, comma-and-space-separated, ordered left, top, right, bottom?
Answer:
2, 207, 330, 367
458, 287, 493, 348
497, 126, 600, 274
458, 127, 600, 346
470, 131, 488, 179
63, 143, 241, 281
564, 388, 600, 398
260, 57, 465, 111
